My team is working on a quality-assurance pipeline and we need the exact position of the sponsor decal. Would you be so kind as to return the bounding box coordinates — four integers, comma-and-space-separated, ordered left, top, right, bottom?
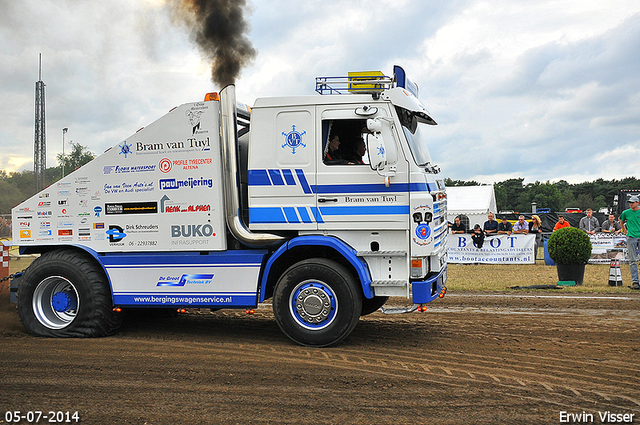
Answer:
38, 201, 51, 208
186, 106, 206, 135
19, 230, 31, 238
39, 193, 50, 198
19, 222, 31, 228
76, 186, 89, 195
78, 228, 91, 241
134, 137, 211, 155
39, 221, 51, 229
125, 223, 159, 234
170, 223, 216, 246
282, 125, 307, 154
170, 157, 213, 171
170, 224, 216, 237
79, 200, 88, 207
412, 205, 434, 246
119, 141, 133, 158
94, 206, 103, 217
164, 204, 211, 213
38, 230, 52, 237
159, 177, 213, 190
103, 164, 157, 174
58, 199, 68, 206
57, 221, 74, 228
18, 207, 33, 213
157, 274, 214, 287
16, 215, 33, 220
106, 225, 126, 243
160, 194, 210, 213
37, 211, 52, 217
93, 223, 105, 229
58, 229, 73, 236
159, 158, 172, 173
105, 202, 158, 215
58, 190, 71, 196
103, 181, 154, 194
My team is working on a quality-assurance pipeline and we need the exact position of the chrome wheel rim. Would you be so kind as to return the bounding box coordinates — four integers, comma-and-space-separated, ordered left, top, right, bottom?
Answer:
32, 276, 79, 329
289, 279, 337, 330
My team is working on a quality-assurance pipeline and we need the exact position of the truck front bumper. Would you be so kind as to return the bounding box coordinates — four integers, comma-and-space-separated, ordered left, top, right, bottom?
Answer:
411, 264, 447, 304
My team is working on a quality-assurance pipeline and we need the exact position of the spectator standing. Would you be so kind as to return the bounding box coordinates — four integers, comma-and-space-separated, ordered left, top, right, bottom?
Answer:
579, 208, 600, 235
529, 215, 543, 257
553, 215, 571, 232
0, 217, 9, 237
601, 214, 622, 234
513, 215, 529, 234
450, 216, 466, 234
483, 212, 499, 236
498, 217, 512, 235
620, 195, 640, 290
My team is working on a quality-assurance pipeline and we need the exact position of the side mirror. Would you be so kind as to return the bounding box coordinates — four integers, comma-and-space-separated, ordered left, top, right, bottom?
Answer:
367, 117, 397, 166
367, 132, 387, 170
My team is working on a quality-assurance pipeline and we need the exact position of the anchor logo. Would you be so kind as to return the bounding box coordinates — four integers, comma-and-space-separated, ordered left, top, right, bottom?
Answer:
282, 125, 306, 154
119, 141, 132, 158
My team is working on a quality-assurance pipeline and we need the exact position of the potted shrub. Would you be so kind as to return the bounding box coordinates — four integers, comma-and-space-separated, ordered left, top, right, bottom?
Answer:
547, 227, 592, 285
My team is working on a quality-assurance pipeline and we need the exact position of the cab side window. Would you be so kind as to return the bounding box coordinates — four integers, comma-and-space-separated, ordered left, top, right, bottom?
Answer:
322, 119, 370, 165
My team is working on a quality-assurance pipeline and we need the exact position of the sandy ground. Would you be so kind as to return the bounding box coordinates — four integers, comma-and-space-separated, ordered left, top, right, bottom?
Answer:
1, 290, 639, 424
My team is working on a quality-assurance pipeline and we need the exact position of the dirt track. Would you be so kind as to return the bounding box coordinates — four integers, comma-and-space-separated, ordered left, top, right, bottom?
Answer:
1, 292, 639, 424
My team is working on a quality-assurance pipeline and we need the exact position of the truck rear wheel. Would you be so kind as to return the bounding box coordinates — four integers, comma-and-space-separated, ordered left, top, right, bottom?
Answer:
17, 249, 123, 337
272, 258, 362, 347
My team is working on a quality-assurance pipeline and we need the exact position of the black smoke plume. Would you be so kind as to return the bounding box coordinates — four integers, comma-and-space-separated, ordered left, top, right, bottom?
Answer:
170, 0, 256, 88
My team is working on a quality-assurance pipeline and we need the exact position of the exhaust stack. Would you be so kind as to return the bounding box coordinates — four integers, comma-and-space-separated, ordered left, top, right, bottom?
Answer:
219, 85, 284, 247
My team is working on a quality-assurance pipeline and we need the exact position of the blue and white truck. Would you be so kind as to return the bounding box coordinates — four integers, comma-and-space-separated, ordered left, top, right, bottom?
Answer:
11, 66, 448, 346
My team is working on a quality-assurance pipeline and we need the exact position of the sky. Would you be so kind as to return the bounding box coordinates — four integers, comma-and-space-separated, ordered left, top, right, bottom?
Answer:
1, 0, 639, 185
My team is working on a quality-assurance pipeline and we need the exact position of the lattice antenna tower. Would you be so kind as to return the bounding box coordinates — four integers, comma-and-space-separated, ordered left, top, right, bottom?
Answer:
34, 53, 46, 192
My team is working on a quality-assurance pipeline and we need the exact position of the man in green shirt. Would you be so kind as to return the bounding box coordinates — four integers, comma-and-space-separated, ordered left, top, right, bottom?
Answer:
620, 195, 640, 289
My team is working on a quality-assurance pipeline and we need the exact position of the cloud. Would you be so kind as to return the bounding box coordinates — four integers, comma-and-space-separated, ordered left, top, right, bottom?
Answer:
0, 0, 639, 188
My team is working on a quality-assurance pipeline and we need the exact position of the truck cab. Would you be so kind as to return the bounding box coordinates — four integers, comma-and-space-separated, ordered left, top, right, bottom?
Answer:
245, 66, 447, 303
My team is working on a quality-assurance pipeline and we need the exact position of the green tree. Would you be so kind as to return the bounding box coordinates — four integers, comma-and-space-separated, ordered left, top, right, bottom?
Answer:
594, 195, 607, 211
524, 181, 563, 212
0, 142, 97, 214
0, 179, 25, 214
494, 178, 525, 211
56, 141, 96, 176
444, 178, 482, 187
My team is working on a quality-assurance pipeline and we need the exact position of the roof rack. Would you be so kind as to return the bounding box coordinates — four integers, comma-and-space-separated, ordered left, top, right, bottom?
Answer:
315, 71, 394, 95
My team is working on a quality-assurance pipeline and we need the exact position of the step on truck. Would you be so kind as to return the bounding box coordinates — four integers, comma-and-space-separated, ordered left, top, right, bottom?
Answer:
10, 66, 448, 347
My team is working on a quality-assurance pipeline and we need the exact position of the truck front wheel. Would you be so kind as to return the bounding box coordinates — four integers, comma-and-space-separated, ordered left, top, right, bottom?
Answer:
17, 249, 123, 337
272, 258, 362, 347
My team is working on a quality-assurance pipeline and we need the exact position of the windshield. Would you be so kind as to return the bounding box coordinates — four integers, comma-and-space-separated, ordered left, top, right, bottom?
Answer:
396, 106, 433, 167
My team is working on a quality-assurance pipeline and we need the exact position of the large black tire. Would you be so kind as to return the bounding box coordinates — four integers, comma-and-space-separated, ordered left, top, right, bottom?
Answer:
17, 249, 123, 337
361, 296, 389, 316
272, 258, 362, 347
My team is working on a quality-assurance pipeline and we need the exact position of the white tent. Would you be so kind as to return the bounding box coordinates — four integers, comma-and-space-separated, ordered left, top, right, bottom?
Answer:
447, 186, 498, 230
